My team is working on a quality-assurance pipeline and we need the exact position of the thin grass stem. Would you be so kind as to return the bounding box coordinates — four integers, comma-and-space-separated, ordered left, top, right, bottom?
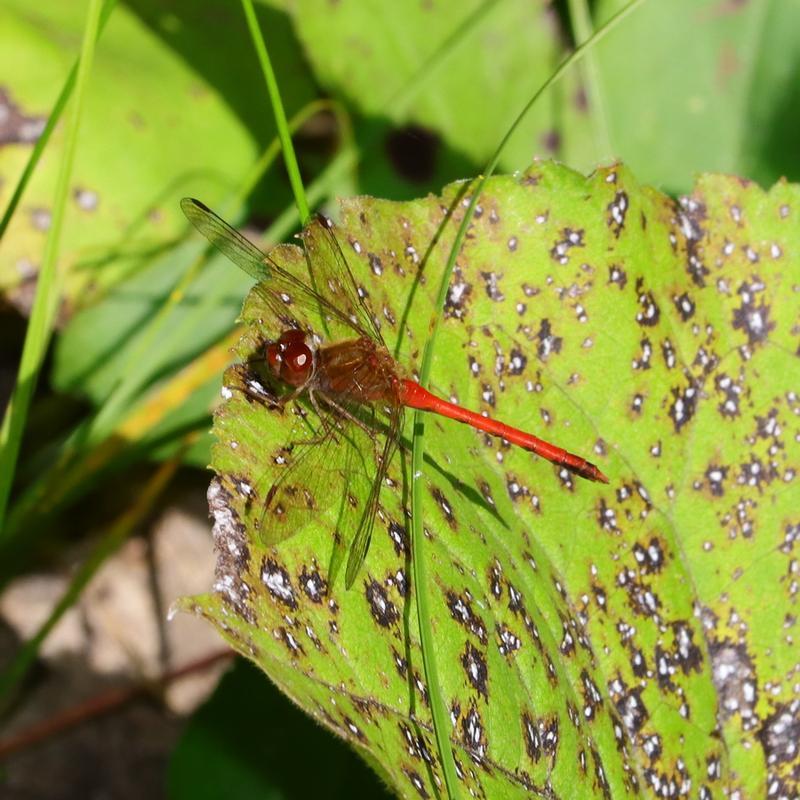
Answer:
240, 0, 310, 224
0, 0, 107, 537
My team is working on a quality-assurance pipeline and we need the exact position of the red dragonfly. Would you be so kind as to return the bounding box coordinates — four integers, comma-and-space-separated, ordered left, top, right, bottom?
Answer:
182, 198, 608, 588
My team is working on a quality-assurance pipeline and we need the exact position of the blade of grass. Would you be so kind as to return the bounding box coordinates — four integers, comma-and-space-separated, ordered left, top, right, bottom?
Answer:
240, 0, 310, 224
0, 443, 189, 708
567, 0, 613, 159
0, 0, 106, 538
409, 1, 647, 796
0, 0, 117, 243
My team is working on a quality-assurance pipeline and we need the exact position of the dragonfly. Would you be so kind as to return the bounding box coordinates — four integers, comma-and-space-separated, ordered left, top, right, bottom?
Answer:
182, 198, 609, 589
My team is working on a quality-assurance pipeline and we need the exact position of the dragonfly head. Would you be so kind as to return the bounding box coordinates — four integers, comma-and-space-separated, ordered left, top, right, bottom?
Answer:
266, 329, 314, 387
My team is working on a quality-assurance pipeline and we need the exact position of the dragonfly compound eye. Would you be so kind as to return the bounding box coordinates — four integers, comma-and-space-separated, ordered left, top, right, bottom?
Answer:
282, 341, 313, 384
266, 329, 313, 386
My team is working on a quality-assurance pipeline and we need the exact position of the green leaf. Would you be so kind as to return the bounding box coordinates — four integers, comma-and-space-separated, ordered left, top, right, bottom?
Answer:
51, 241, 249, 403
179, 161, 799, 798
288, 0, 587, 172
287, 0, 800, 196
0, 0, 314, 301
594, 0, 800, 192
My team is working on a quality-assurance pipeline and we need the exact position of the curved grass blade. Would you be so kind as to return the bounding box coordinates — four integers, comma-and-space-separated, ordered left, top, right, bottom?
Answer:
0, 0, 106, 535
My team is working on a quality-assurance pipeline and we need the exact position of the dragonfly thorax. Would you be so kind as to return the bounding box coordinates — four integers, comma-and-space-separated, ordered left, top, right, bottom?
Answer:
266, 329, 315, 387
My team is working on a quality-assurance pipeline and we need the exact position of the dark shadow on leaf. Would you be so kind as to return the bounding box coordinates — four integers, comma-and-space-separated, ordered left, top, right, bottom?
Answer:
746, 56, 800, 186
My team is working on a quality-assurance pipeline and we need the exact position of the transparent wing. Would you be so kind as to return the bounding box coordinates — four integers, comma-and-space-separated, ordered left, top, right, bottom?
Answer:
182, 197, 271, 282
301, 214, 386, 346
182, 198, 370, 342
221, 362, 396, 588
344, 407, 402, 589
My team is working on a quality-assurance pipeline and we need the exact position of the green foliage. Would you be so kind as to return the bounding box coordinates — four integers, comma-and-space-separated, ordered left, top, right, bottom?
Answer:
51, 242, 248, 404
594, 0, 800, 192
290, 0, 577, 170
181, 162, 800, 798
2, 1, 800, 796
0, 0, 315, 299
289, 0, 800, 194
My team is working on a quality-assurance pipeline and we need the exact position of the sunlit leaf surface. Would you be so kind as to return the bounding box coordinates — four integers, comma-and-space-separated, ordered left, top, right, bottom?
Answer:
180, 162, 799, 799
0, 0, 314, 302
288, 0, 586, 173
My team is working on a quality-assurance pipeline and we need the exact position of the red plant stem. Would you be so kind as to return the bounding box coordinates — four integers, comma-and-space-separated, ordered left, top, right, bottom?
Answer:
399, 379, 609, 484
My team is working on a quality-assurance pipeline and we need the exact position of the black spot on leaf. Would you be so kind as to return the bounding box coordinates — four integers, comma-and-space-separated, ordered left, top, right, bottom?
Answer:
461, 704, 487, 763
480, 270, 505, 301
608, 264, 627, 289
298, 565, 327, 603
668, 378, 700, 433
673, 292, 696, 321
0, 87, 46, 145
757, 701, 800, 767
674, 196, 709, 287
710, 639, 758, 724
461, 642, 489, 700
704, 464, 729, 497
732, 278, 775, 346
536, 319, 562, 360
607, 190, 628, 237
444, 267, 472, 319
261, 558, 297, 609
613, 683, 648, 735
550, 227, 585, 264
365, 580, 399, 627
507, 346, 527, 376
431, 486, 456, 528
387, 519, 409, 555
385, 124, 439, 183
402, 767, 430, 798
445, 590, 487, 644
635, 278, 660, 327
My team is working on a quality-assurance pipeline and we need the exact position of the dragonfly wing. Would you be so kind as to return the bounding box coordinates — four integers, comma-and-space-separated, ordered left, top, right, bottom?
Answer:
182, 198, 372, 343
344, 406, 402, 589
301, 215, 386, 345
222, 364, 395, 587
182, 198, 271, 282
220, 365, 341, 544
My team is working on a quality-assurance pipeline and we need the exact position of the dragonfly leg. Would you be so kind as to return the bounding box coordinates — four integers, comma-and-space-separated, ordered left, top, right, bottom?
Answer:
239, 383, 281, 408
316, 393, 376, 439
275, 385, 306, 410
307, 389, 341, 444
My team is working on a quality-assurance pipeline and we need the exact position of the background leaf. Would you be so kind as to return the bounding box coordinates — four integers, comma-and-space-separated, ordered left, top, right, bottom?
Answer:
594, 0, 800, 192
181, 161, 799, 797
287, 0, 800, 197
0, 0, 315, 301
288, 0, 584, 172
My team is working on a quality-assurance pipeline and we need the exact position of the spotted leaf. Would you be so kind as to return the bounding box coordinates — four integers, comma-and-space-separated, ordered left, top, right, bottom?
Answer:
179, 162, 800, 799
